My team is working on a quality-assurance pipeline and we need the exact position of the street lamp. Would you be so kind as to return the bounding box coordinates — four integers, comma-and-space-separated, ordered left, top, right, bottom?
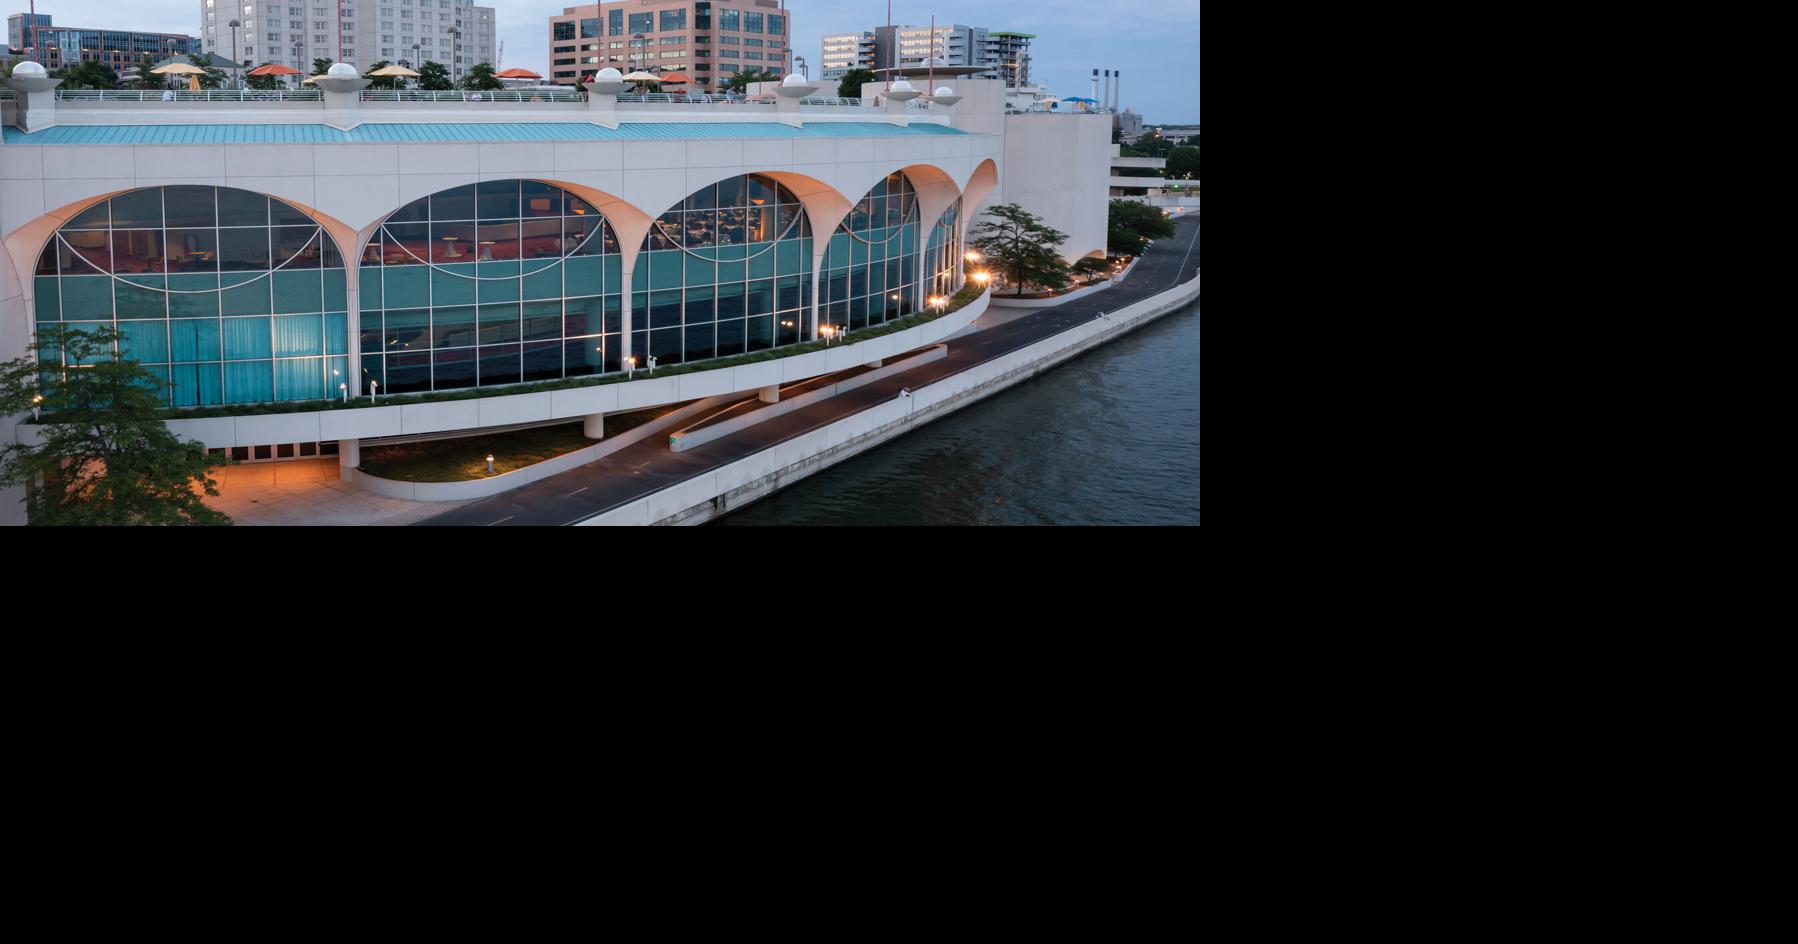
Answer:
228, 20, 240, 89
632, 33, 645, 74
795, 56, 807, 80
446, 26, 461, 87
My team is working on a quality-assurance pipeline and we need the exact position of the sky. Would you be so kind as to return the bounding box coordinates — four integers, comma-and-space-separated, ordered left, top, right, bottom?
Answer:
13, 0, 1200, 123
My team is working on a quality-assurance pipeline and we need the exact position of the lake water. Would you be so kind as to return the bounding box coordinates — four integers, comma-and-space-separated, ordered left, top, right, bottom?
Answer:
716, 298, 1202, 525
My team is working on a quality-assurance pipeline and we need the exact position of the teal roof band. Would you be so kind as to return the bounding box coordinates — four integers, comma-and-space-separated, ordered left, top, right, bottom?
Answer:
2, 121, 967, 145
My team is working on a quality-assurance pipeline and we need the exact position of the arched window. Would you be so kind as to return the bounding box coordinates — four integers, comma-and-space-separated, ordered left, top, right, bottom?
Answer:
33, 186, 348, 407
821, 173, 921, 333
360, 180, 623, 394
632, 173, 812, 367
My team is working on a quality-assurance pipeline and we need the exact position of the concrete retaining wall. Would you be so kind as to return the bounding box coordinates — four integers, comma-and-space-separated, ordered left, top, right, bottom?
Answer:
987, 255, 1143, 309
578, 271, 1200, 526
353, 393, 732, 501
669, 345, 948, 453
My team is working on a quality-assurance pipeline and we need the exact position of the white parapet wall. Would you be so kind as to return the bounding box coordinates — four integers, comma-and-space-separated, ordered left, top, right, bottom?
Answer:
578, 271, 1200, 525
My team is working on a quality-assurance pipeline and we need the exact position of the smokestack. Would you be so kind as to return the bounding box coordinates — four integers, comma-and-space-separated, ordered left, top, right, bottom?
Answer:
1092, 68, 1099, 104
1103, 69, 1112, 110
1115, 70, 1122, 112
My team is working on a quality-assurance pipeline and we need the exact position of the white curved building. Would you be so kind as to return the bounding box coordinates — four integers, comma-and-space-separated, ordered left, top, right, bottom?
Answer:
0, 72, 1109, 524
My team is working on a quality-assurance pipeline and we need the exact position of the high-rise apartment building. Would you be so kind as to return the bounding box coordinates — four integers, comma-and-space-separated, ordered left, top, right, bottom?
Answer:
6, 14, 197, 71
547, 1, 793, 92
834, 23, 1032, 88
198, 0, 496, 76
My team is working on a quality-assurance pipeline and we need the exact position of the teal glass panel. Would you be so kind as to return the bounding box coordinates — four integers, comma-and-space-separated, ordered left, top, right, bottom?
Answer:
270, 198, 314, 227
717, 258, 745, 283
646, 253, 682, 291
478, 345, 521, 386
170, 363, 224, 407
476, 259, 519, 280
118, 320, 169, 364
358, 267, 382, 309
432, 265, 476, 306
775, 240, 801, 276
323, 269, 347, 310
477, 180, 520, 219
275, 357, 325, 401
650, 291, 683, 330
223, 360, 273, 403
716, 317, 745, 357
746, 279, 774, 318
274, 314, 323, 357
385, 309, 430, 352
747, 315, 773, 351
59, 276, 112, 321
324, 313, 348, 355
218, 190, 268, 227
520, 256, 558, 276
34, 277, 59, 320
565, 297, 601, 337
523, 300, 562, 341
116, 276, 166, 319
110, 190, 163, 228
432, 306, 478, 349
685, 255, 715, 286
747, 243, 775, 280
328, 356, 349, 393
222, 317, 272, 360
134, 364, 170, 403
273, 270, 323, 314
164, 186, 216, 228
683, 285, 714, 324
60, 322, 112, 365
522, 261, 562, 300
603, 254, 622, 292
478, 303, 521, 345
360, 313, 383, 354
383, 266, 429, 308
168, 275, 220, 318
564, 255, 602, 295
220, 274, 272, 315
478, 275, 520, 304
170, 319, 222, 362
715, 282, 746, 320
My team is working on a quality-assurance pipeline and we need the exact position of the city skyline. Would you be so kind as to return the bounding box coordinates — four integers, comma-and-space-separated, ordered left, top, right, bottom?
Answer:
7, 1, 1200, 122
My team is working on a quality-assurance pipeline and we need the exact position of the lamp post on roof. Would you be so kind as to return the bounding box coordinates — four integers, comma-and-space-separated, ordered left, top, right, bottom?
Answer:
446, 25, 461, 87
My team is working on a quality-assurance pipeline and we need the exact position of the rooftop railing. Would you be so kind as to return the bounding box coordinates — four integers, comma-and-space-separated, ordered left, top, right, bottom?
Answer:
360, 89, 586, 103
615, 93, 750, 105
799, 97, 870, 107
56, 88, 322, 102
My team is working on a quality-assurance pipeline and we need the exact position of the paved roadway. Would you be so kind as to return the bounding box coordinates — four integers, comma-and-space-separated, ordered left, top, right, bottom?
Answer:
418, 213, 1201, 526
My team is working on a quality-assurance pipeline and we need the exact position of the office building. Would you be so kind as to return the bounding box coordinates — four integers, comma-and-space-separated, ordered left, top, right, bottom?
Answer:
547, 2, 792, 92
5, 13, 197, 72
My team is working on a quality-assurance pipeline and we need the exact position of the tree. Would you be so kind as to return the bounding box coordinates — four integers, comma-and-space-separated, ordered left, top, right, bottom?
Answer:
1167, 145, 1199, 180
416, 61, 453, 91
722, 68, 779, 95
187, 54, 227, 90
969, 204, 1071, 298
1072, 257, 1112, 284
0, 326, 230, 526
53, 60, 118, 90
311, 58, 334, 77
129, 54, 168, 90
458, 61, 503, 91
837, 67, 876, 99
1107, 198, 1174, 257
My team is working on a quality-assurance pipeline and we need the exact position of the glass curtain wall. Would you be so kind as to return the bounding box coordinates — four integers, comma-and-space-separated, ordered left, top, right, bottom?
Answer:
820, 173, 920, 333
33, 185, 348, 408
632, 174, 812, 367
360, 180, 623, 394
923, 198, 964, 301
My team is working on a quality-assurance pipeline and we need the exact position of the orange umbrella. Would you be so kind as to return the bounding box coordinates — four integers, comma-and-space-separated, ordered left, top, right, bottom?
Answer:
494, 68, 541, 79
247, 63, 302, 76
657, 73, 692, 84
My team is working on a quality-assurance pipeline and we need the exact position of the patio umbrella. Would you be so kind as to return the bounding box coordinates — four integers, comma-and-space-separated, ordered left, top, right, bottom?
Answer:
247, 63, 302, 76
621, 70, 661, 92
494, 68, 541, 79
368, 65, 421, 77
657, 72, 692, 84
154, 62, 208, 92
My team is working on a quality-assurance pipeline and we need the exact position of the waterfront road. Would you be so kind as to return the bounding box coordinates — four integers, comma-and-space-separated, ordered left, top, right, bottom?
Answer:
418, 213, 1201, 525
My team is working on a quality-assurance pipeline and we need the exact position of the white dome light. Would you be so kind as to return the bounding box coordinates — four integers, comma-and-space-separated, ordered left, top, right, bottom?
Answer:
13, 61, 48, 77
596, 67, 623, 80
934, 87, 955, 97
781, 73, 811, 86
326, 62, 358, 78
890, 79, 915, 91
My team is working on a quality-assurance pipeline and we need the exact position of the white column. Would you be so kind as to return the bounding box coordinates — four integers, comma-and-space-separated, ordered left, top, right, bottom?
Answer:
583, 413, 606, 439
758, 385, 780, 403
339, 438, 360, 481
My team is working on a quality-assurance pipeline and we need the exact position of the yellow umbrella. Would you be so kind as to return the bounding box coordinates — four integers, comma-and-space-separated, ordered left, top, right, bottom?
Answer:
369, 65, 420, 77
151, 62, 207, 75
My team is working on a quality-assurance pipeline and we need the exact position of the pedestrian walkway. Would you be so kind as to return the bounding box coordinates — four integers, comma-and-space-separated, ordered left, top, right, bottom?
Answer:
200, 458, 473, 526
